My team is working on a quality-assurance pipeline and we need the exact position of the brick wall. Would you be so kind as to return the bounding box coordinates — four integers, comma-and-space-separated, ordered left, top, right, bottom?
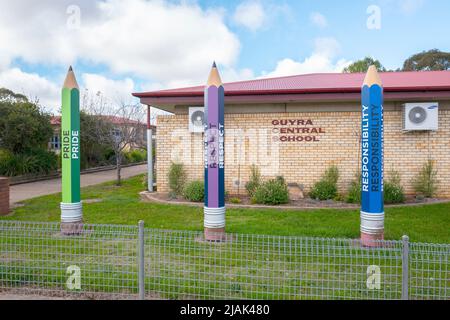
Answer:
0, 177, 10, 215
156, 109, 450, 198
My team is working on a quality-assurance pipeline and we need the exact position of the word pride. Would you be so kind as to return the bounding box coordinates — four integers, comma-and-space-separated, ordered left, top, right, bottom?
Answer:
62, 130, 80, 160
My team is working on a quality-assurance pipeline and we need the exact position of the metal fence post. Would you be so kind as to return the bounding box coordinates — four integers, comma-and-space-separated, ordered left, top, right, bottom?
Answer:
401, 235, 409, 300
138, 220, 145, 300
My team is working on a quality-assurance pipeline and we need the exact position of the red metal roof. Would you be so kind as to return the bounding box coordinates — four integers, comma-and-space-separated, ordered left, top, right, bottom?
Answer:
51, 115, 150, 127
133, 71, 450, 98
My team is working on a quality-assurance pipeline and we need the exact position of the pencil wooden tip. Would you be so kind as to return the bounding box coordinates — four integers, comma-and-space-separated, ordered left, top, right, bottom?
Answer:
63, 66, 79, 89
363, 65, 382, 86
207, 63, 222, 86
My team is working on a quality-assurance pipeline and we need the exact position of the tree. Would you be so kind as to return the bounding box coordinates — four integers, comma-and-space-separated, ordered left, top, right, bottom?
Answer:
80, 111, 114, 170
107, 102, 146, 185
0, 88, 53, 154
0, 88, 28, 103
81, 90, 146, 186
343, 57, 386, 73
402, 49, 450, 71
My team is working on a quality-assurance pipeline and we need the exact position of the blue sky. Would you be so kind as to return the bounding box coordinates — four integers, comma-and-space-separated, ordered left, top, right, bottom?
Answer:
0, 0, 448, 112
208, 0, 450, 72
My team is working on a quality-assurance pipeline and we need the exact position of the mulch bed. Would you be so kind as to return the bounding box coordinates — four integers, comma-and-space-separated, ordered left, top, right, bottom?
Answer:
142, 192, 447, 210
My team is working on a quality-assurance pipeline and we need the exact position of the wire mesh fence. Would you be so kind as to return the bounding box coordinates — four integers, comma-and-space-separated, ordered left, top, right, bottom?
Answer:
0, 220, 448, 300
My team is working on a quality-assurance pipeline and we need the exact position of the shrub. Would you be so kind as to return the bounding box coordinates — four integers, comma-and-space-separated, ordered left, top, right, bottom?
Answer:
252, 177, 289, 205
309, 180, 337, 201
0, 148, 57, 176
309, 166, 339, 200
125, 149, 146, 163
346, 173, 362, 204
324, 166, 339, 185
142, 173, 148, 189
412, 160, 439, 198
183, 180, 204, 202
168, 162, 187, 195
229, 197, 241, 204
384, 171, 405, 204
245, 164, 261, 197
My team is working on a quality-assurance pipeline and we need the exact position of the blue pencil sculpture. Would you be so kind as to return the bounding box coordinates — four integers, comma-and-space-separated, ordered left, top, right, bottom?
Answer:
360, 65, 384, 246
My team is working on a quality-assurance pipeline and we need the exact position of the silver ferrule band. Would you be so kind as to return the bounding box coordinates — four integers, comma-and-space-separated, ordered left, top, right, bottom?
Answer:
61, 202, 83, 223
360, 211, 384, 234
204, 206, 225, 228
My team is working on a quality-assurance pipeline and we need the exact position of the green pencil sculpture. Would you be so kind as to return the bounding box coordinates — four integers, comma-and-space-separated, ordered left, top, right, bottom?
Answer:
60, 66, 82, 233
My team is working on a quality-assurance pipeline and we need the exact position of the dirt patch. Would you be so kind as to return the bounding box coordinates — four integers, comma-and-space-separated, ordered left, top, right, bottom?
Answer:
83, 199, 103, 204
0, 287, 163, 300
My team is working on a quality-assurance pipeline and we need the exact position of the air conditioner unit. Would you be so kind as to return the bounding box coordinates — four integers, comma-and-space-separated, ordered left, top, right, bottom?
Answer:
402, 102, 438, 131
189, 106, 205, 133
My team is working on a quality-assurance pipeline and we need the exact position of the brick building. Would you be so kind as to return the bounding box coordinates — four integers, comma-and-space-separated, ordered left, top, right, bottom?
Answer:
133, 71, 450, 198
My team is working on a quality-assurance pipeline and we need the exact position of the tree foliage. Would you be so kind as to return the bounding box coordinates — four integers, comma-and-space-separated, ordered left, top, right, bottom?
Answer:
402, 49, 450, 71
343, 57, 386, 73
0, 88, 53, 154
79, 111, 114, 169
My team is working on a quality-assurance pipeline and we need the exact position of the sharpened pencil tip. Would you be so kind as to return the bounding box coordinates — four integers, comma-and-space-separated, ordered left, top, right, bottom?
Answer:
207, 62, 222, 86
363, 65, 382, 86
63, 66, 79, 89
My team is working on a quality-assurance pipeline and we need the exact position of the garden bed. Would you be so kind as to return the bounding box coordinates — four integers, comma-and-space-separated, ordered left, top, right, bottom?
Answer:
140, 191, 448, 210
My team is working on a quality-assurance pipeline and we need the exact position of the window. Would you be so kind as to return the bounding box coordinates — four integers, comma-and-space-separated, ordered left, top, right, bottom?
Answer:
50, 134, 60, 151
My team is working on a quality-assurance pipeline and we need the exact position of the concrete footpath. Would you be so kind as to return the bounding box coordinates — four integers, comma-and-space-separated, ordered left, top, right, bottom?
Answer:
10, 164, 147, 205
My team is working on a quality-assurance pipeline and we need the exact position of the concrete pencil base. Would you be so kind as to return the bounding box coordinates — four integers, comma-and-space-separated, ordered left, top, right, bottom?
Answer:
204, 227, 226, 242
360, 232, 384, 247
60, 221, 84, 235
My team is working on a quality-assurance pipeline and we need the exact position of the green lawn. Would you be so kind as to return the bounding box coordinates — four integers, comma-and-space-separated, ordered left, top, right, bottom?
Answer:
3, 175, 450, 243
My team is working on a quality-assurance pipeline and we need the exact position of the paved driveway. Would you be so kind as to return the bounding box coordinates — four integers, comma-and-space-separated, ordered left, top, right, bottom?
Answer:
9, 164, 147, 205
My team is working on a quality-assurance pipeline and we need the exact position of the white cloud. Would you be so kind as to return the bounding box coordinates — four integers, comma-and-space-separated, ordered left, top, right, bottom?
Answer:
378, 0, 426, 15
262, 38, 352, 78
233, 1, 266, 31
0, 68, 60, 112
81, 73, 135, 104
221, 67, 255, 83
398, 0, 425, 14
0, 0, 241, 87
0, 68, 139, 113
310, 12, 328, 28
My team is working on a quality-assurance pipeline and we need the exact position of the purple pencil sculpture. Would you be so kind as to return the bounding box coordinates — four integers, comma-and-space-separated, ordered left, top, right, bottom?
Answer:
204, 62, 226, 241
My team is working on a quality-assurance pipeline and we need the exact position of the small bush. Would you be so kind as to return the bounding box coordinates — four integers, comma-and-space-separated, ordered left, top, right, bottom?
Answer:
183, 180, 204, 202
0, 148, 57, 176
346, 173, 362, 204
324, 166, 339, 185
168, 162, 187, 196
142, 173, 148, 189
412, 160, 439, 198
229, 197, 241, 204
126, 149, 146, 163
252, 177, 289, 205
309, 166, 339, 200
384, 171, 405, 204
309, 180, 337, 201
245, 164, 261, 197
